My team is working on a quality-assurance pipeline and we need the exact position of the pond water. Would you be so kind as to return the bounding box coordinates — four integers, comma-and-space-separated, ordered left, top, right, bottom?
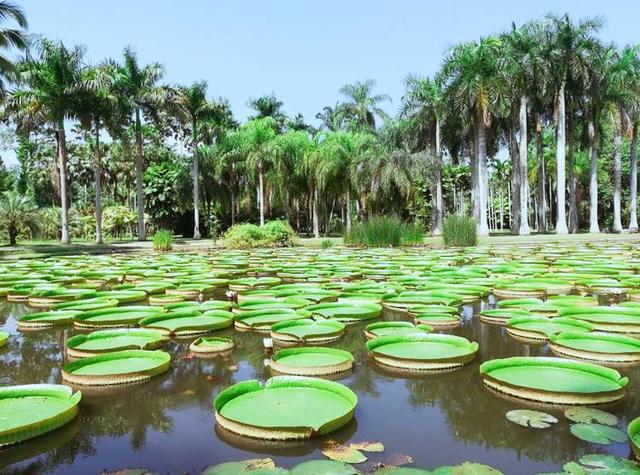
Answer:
1, 246, 640, 474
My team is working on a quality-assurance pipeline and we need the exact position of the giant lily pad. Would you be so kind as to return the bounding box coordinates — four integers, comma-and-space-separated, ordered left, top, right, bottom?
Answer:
214, 376, 357, 440
270, 319, 345, 344
550, 331, 640, 363
234, 309, 310, 332
17, 310, 81, 329
0, 384, 81, 446
66, 329, 166, 358
505, 316, 593, 341
189, 336, 234, 355
305, 302, 382, 323
139, 310, 234, 336
364, 321, 431, 339
628, 416, 640, 460
270, 347, 354, 376
74, 306, 164, 329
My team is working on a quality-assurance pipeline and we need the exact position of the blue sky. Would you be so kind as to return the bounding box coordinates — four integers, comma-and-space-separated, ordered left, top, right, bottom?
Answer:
4, 1, 640, 164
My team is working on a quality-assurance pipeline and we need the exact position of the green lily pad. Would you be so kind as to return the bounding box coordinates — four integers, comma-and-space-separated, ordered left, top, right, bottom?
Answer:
202, 458, 287, 474
561, 454, 640, 474
431, 463, 504, 474
564, 407, 618, 426
569, 423, 627, 445
506, 409, 558, 428
322, 443, 368, 464
290, 460, 359, 475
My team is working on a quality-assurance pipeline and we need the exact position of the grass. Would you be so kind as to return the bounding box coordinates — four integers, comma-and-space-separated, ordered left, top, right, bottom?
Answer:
443, 215, 477, 247
344, 216, 424, 247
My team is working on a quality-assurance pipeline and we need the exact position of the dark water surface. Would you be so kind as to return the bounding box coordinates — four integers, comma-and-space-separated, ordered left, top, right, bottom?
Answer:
1, 298, 639, 474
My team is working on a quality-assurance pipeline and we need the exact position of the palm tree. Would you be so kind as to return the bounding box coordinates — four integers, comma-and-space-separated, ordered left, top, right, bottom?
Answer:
315, 103, 347, 131
401, 75, 444, 235
116, 47, 167, 240
6, 39, 85, 244
0, 191, 39, 245
247, 93, 286, 130
339, 79, 390, 130
0, 1, 28, 97
440, 36, 508, 236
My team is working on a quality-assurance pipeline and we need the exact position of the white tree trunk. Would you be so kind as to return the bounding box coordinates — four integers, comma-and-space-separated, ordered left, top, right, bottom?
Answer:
630, 123, 639, 231
135, 110, 146, 240
58, 121, 70, 244
192, 144, 201, 239
588, 118, 600, 233
475, 115, 489, 236
258, 168, 265, 226
518, 96, 530, 235
94, 126, 103, 244
536, 115, 547, 232
312, 187, 320, 238
555, 84, 568, 234
433, 117, 443, 235
345, 189, 352, 232
612, 110, 623, 233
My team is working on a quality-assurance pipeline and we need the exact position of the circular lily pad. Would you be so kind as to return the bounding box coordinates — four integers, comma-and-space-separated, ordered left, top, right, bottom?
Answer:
139, 310, 234, 336
565, 407, 618, 425
66, 329, 166, 358
62, 349, 171, 386
570, 423, 627, 445
414, 313, 461, 328
559, 306, 640, 334
290, 460, 359, 475
17, 310, 81, 329
505, 409, 558, 429
214, 376, 357, 440
480, 357, 628, 404
53, 297, 119, 312
506, 316, 593, 341
364, 321, 432, 339
234, 309, 310, 332
270, 319, 345, 344
305, 302, 382, 323
270, 347, 354, 376
0, 384, 81, 446
479, 308, 532, 325
366, 333, 478, 370
74, 306, 164, 329
628, 416, 640, 460
189, 336, 234, 355
550, 331, 640, 363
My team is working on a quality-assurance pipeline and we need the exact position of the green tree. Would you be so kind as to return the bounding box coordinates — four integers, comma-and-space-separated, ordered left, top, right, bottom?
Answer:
339, 79, 390, 130
0, 0, 28, 97
0, 190, 38, 245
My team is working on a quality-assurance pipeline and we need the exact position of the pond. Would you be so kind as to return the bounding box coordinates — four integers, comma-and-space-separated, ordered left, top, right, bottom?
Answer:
1, 243, 640, 474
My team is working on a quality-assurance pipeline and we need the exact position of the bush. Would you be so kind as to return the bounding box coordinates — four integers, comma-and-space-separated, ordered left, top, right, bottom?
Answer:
221, 220, 298, 249
321, 238, 334, 249
442, 215, 478, 247
344, 216, 424, 248
152, 229, 173, 251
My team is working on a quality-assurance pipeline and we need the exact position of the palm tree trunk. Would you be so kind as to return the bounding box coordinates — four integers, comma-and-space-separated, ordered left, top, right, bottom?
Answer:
134, 109, 146, 240
345, 189, 352, 232
588, 117, 600, 233
433, 117, 443, 235
58, 119, 71, 244
536, 114, 547, 232
518, 95, 530, 235
474, 114, 489, 236
312, 187, 320, 238
510, 121, 521, 234
192, 126, 201, 239
612, 108, 623, 233
94, 124, 103, 244
258, 166, 265, 226
630, 122, 639, 231
555, 83, 568, 234
230, 189, 236, 225
567, 111, 578, 233
9, 226, 17, 247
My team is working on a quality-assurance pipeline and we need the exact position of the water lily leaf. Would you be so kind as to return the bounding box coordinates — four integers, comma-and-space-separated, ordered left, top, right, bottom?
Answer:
577, 454, 640, 473
430, 462, 504, 474
290, 460, 359, 475
383, 453, 415, 466
559, 461, 587, 475
506, 409, 558, 429
202, 458, 283, 474
569, 423, 627, 445
371, 469, 430, 474
322, 443, 367, 464
564, 407, 618, 426
101, 470, 159, 475
350, 440, 384, 452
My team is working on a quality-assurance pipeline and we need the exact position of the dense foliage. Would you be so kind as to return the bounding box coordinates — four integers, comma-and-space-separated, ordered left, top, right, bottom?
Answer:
152, 229, 173, 251
442, 215, 478, 247
221, 220, 297, 249
344, 216, 424, 247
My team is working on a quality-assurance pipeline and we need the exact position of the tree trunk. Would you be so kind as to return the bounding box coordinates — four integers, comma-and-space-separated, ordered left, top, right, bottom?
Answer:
567, 111, 578, 233
588, 118, 600, 233
433, 117, 443, 235
510, 121, 521, 234
474, 114, 489, 236
555, 83, 568, 234
312, 187, 320, 238
518, 96, 530, 235
9, 226, 17, 246
192, 126, 201, 239
230, 189, 236, 225
536, 114, 547, 232
345, 189, 352, 232
612, 108, 623, 233
94, 124, 103, 244
58, 119, 71, 244
258, 166, 265, 226
630, 122, 639, 231
135, 109, 146, 240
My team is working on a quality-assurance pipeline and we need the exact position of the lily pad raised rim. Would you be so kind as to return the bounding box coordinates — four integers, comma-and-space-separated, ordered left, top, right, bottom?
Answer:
66, 329, 166, 358
189, 336, 235, 355
269, 347, 354, 376
549, 331, 640, 363
270, 319, 345, 344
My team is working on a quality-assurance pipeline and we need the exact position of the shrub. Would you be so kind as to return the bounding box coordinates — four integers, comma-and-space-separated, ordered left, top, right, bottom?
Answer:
344, 216, 423, 248
442, 215, 478, 247
221, 220, 298, 249
262, 220, 297, 247
321, 238, 334, 249
152, 229, 173, 251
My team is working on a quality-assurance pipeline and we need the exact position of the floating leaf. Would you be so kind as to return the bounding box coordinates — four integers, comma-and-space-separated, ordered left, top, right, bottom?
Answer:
350, 440, 384, 452
506, 409, 558, 429
290, 460, 359, 475
202, 458, 282, 475
429, 462, 504, 474
569, 423, 627, 445
371, 468, 429, 474
101, 470, 159, 475
564, 407, 618, 426
383, 453, 415, 466
577, 454, 640, 473
322, 443, 367, 464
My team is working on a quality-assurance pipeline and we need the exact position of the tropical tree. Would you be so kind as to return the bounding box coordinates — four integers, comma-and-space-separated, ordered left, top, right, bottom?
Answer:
247, 93, 286, 130
440, 36, 508, 236
6, 39, 85, 244
0, 0, 28, 97
0, 190, 39, 245
116, 47, 168, 240
339, 79, 390, 130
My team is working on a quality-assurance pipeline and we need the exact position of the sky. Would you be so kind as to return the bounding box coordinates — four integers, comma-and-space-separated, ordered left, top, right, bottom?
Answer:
4, 0, 640, 165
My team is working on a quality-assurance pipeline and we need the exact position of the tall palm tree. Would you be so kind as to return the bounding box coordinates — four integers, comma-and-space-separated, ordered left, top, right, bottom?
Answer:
247, 93, 286, 130
440, 36, 508, 236
401, 75, 444, 235
6, 39, 85, 244
315, 103, 347, 132
0, 1, 28, 97
116, 47, 167, 240
339, 79, 390, 130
